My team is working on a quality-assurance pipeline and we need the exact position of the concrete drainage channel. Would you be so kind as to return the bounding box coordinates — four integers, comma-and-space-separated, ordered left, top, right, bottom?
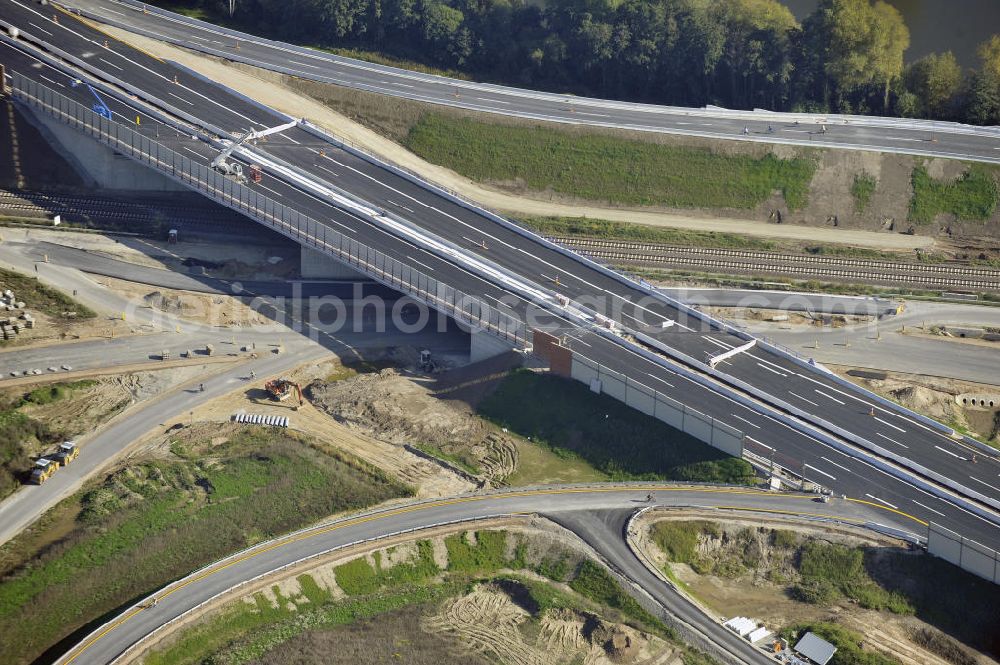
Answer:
231, 412, 289, 428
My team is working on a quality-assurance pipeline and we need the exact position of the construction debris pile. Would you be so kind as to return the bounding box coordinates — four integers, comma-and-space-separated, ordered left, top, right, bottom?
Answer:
0, 289, 35, 340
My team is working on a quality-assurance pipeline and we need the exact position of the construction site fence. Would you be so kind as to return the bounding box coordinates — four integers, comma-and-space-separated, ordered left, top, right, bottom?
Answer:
10, 72, 529, 348
927, 522, 1000, 585
569, 353, 744, 459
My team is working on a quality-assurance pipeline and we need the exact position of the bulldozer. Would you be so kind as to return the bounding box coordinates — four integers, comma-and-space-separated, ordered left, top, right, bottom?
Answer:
264, 377, 304, 409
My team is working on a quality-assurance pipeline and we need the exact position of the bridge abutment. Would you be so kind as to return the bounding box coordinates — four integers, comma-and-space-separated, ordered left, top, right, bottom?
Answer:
18, 103, 186, 192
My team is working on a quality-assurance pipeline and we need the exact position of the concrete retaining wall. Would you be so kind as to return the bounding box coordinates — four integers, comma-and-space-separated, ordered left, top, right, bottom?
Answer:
570, 355, 745, 459
927, 523, 1000, 584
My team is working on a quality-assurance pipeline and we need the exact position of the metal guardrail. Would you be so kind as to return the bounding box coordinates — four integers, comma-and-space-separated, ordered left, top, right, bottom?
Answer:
10, 72, 529, 348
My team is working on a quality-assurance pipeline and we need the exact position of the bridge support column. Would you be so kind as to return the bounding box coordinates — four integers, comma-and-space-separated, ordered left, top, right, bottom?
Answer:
17, 103, 186, 192
300, 246, 366, 279
470, 328, 515, 363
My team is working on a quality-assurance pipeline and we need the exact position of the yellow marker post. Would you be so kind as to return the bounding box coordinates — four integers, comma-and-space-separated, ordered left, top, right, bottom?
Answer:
120, 311, 126, 321
136, 115, 140, 126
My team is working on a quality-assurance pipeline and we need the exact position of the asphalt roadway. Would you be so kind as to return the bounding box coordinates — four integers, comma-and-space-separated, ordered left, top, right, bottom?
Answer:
59, 0, 1000, 165
55, 485, 917, 665
2, 8, 1000, 546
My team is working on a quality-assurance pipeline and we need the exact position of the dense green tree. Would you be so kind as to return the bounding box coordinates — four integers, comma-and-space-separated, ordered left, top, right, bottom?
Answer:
905, 52, 962, 118
165, 0, 996, 125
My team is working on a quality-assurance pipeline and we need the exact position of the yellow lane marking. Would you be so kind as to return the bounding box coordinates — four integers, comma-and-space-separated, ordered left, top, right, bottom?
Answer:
61, 485, 923, 662
54, 4, 166, 64
713, 505, 868, 524
845, 497, 929, 527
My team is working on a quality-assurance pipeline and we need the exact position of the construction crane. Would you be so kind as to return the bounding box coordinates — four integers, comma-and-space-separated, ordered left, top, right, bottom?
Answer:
211, 119, 297, 183
70, 79, 113, 120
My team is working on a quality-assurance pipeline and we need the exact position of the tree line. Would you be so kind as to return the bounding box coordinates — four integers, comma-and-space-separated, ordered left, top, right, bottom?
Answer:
188, 0, 1000, 124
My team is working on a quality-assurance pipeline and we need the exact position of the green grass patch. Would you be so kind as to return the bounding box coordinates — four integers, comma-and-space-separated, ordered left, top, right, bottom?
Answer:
650, 520, 721, 565
412, 442, 480, 475
18, 380, 96, 407
909, 164, 999, 224
0, 429, 409, 665
478, 370, 754, 484
570, 560, 671, 637
0, 266, 96, 319
335, 540, 440, 596
851, 173, 877, 212
518, 216, 778, 251
793, 541, 914, 614
781, 622, 900, 665
405, 114, 817, 210
445, 530, 510, 572
506, 435, 607, 485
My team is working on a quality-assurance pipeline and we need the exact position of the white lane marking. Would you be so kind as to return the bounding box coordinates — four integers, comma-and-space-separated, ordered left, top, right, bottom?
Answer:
820, 456, 852, 474
814, 389, 845, 405
873, 416, 906, 433
934, 445, 967, 461
39, 74, 64, 88
28, 21, 53, 36
180, 146, 203, 159
876, 432, 908, 449
756, 362, 786, 377
577, 112, 610, 118
168, 91, 195, 106
388, 200, 415, 213
291, 61, 322, 69
865, 494, 898, 510
648, 374, 674, 388
911, 500, 946, 517
701, 336, 732, 350
315, 164, 340, 178
970, 476, 1000, 494
257, 183, 285, 198
104, 8, 126, 16
405, 255, 436, 272
477, 97, 509, 104
730, 414, 761, 429
567, 335, 593, 348
98, 57, 123, 71
804, 464, 835, 480
390, 82, 415, 88
789, 391, 819, 407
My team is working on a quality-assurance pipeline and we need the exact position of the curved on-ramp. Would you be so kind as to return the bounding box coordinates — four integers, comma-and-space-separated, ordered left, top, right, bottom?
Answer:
55, 483, 927, 665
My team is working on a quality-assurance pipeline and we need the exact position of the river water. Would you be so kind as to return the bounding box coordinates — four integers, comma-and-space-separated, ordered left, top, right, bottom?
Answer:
782, 0, 999, 68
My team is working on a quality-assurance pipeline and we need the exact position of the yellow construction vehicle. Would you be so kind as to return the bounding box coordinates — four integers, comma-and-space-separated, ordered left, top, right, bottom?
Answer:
30, 458, 56, 484
54, 442, 79, 467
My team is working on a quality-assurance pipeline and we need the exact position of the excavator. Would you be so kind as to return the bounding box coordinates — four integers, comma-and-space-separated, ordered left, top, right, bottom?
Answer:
210, 119, 297, 184
264, 377, 304, 409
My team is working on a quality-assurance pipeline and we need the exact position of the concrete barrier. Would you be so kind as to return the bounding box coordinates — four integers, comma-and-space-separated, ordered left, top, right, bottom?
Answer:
927, 522, 1000, 584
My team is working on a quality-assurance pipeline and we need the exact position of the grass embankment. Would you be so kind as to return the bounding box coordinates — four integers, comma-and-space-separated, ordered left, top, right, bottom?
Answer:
0, 427, 410, 665
0, 380, 97, 499
519, 215, 779, 250
782, 623, 899, 665
851, 173, 877, 212
413, 442, 481, 475
144, 528, 703, 665
653, 520, 1000, 659
909, 164, 999, 224
405, 113, 817, 210
0, 266, 96, 320
479, 370, 754, 484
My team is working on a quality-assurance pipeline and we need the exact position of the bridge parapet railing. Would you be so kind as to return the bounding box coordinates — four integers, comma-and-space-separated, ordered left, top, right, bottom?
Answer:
10, 72, 529, 348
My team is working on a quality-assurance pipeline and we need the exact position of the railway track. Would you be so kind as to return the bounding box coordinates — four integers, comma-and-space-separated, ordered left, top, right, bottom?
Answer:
0, 189, 271, 236
551, 236, 1000, 292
